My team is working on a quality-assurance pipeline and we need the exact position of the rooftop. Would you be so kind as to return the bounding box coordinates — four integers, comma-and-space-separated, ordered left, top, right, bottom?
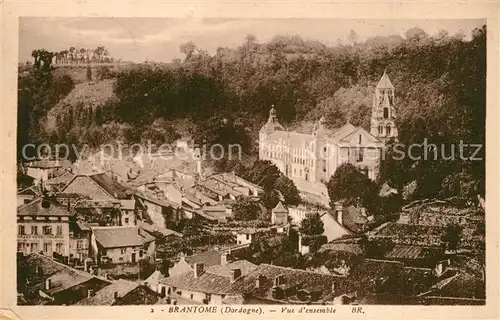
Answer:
88, 173, 131, 199
17, 197, 72, 217
76, 279, 139, 305
92, 226, 156, 248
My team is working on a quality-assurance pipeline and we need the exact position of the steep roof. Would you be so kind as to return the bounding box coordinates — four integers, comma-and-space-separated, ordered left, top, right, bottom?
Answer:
341, 206, 368, 234
136, 220, 183, 238
92, 226, 155, 248
88, 173, 130, 199
17, 197, 72, 217
272, 201, 288, 213
160, 260, 257, 295
76, 279, 139, 305
376, 71, 394, 89
226, 264, 350, 301
184, 250, 223, 266
23, 253, 109, 296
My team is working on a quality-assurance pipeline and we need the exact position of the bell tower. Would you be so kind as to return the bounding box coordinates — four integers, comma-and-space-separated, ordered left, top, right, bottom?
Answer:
370, 70, 398, 142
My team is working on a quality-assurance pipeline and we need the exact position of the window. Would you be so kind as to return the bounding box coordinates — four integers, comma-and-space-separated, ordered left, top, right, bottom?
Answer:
30, 243, 38, 253
56, 226, 63, 235
56, 242, 63, 253
359, 134, 362, 145
386, 126, 391, 135
18, 225, 25, 235
190, 294, 194, 300
124, 218, 129, 224
378, 126, 383, 135
121, 248, 126, 254
383, 108, 389, 119
246, 234, 250, 240
17, 243, 24, 252
139, 250, 143, 257
31, 226, 38, 235
77, 240, 83, 249
356, 148, 364, 162
43, 243, 51, 253
43, 226, 52, 235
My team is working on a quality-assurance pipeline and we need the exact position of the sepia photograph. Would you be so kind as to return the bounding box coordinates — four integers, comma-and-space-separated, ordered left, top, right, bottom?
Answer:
12, 15, 489, 309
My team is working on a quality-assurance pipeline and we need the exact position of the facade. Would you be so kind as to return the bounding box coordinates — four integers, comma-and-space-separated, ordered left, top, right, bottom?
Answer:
17, 197, 72, 258
90, 226, 156, 264
259, 72, 397, 183
271, 201, 289, 225
68, 220, 92, 266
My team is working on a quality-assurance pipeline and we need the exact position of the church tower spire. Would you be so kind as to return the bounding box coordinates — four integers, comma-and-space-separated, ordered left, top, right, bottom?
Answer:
370, 71, 398, 142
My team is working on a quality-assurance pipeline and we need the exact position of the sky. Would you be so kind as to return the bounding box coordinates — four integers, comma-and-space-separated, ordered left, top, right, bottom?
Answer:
19, 18, 485, 63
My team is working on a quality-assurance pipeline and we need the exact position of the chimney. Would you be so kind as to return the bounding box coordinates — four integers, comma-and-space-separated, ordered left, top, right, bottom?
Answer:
113, 291, 119, 301
193, 263, 204, 278
221, 253, 228, 266
334, 202, 343, 226
231, 268, 242, 283
87, 289, 94, 298
45, 278, 51, 291
255, 275, 265, 288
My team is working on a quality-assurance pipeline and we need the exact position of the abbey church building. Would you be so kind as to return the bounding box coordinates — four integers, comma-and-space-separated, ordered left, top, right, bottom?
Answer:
258, 71, 398, 184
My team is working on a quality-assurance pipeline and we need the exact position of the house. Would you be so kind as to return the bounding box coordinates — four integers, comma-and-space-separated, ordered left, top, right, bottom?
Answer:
169, 250, 227, 277
61, 173, 132, 201
68, 220, 92, 268
90, 226, 156, 264
136, 220, 183, 241
288, 204, 325, 226
44, 169, 75, 192
271, 201, 288, 225
332, 201, 370, 234
134, 189, 183, 230
259, 72, 395, 186
17, 253, 110, 305
25, 159, 71, 186
119, 199, 137, 226
200, 204, 233, 223
73, 199, 123, 226
17, 196, 73, 258
17, 186, 42, 207
235, 228, 258, 245
226, 264, 354, 305
205, 172, 264, 197
158, 260, 257, 305
319, 211, 352, 242
76, 279, 162, 305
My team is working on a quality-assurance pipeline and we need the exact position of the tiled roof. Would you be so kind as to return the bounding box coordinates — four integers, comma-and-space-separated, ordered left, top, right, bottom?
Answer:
384, 245, 442, 260
136, 220, 183, 238
18, 186, 41, 196
88, 173, 131, 199
184, 250, 222, 266
341, 206, 368, 233
76, 279, 139, 305
17, 197, 72, 217
24, 254, 109, 295
160, 269, 232, 294
26, 159, 64, 169
319, 242, 363, 255
134, 189, 180, 209
92, 226, 155, 248
226, 264, 349, 301
161, 260, 255, 295
45, 170, 76, 188
430, 271, 485, 299
206, 260, 257, 278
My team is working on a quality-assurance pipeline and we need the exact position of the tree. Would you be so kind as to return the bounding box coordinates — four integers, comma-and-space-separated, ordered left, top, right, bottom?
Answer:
273, 176, 301, 206
241, 160, 282, 191
441, 223, 462, 251
182, 218, 204, 237
299, 213, 324, 236
232, 196, 261, 221
179, 41, 197, 61
327, 163, 378, 209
